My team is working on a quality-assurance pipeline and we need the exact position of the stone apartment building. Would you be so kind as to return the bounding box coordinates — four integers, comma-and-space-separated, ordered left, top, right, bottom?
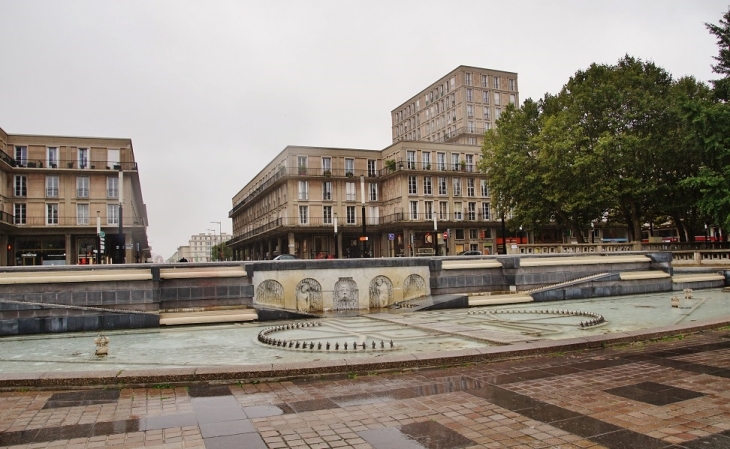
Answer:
391, 65, 518, 146
228, 66, 519, 260
0, 126, 150, 265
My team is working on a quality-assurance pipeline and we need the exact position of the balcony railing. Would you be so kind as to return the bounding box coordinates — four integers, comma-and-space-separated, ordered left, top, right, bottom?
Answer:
230, 212, 498, 243
380, 160, 478, 175
9, 216, 146, 227
10, 159, 138, 171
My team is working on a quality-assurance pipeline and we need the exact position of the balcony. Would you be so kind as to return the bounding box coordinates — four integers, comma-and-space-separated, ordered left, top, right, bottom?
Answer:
6, 216, 146, 227
381, 160, 477, 175
9, 158, 138, 171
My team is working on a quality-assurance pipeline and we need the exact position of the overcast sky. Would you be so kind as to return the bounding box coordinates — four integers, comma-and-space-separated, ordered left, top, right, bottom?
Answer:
0, 1, 726, 259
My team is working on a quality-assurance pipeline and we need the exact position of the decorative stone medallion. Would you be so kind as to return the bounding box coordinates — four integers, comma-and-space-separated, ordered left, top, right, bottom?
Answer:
403, 274, 426, 300
369, 275, 393, 309
295, 278, 323, 313
333, 277, 359, 311
256, 279, 284, 307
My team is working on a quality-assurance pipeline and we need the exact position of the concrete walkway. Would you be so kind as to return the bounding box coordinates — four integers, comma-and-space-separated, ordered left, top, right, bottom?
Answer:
3, 326, 730, 448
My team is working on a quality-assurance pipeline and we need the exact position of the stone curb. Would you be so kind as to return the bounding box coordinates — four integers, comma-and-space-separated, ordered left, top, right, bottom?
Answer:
2, 317, 729, 390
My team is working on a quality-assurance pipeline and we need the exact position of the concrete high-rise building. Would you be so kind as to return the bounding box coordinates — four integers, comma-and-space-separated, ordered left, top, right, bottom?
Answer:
391, 65, 519, 146
0, 126, 150, 265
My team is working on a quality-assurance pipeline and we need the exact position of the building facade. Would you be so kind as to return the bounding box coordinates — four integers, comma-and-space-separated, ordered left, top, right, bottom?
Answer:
189, 231, 232, 262
228, 142, 502, 260
391, 65, 518, 146
0, 126, 150, 265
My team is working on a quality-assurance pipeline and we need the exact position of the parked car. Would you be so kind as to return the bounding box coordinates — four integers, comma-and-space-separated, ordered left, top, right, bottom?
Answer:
273, 254, 298, 260
458, 250, 482, 256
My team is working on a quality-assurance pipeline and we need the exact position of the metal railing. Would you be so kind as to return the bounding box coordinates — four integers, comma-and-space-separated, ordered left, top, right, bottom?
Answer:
10, 216, 146, 227
11, 159, 138, 171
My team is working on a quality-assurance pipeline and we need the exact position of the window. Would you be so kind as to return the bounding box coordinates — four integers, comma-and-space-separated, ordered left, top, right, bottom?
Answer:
408, 176, 417, 195
482, 90, 490, 104
482, 202, 491, 220
470, 229, 479, 239
485, 122, 491, 130
298, 181, 309, 200
467, 202, 476, 220
77, 204, 90, 225
14, 175, 27, 197
467, 178, 475, 196
406, 151, 416, 169
495, 108, 502, 121
299, 205, 308, 224
454, 202, 463, 220
107, 177, 119, 198
451, 153, 460, 170
467, 104, 473, 118
481, 74, 488, 87
455, 228, 465, 240
322, 157, 331, 174
510, 94, 516, 104
323, 206, 332, 224
483, 106, 490, 120
78, 148, 89, 169
46, 175, 59, 198
423, 176, 432, 195
346, 206, 356, 224
323, 181, 332, 200
494, 76, 500, 89
480, 179, 489, 197
467, 121, 475, 133
466, 154, 474, 172
425, 201, 434, 220
422, 151, 431, 169
15, 146, 27, 167
297, 155, 308, 168
466, 88, 473, 102
369, 183, 378, 201
437, 152, 446, 171
494, 92, 501, 106
346, 182, 356, 201
107, 149, 120, 169
452, 178, 462, 196
439, 201, 448, 219
509, 78, 515, 91
367, 159, 377, 176
345, 158, 354, 175
465, 72, 472, 85
438, 177, 447, 195
47, 147, 59, 168
409, 201, 418, 220
450, 77, 455, 90
46, 203, 59, 225
77, 176, 90, 198
14, 203, 26, 225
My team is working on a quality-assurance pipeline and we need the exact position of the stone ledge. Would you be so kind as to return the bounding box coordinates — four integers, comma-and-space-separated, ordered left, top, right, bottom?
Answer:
521, 255, 650, 267
441, 260, 503, 270
160, 267, 246, 279
0, 269, 152, 284
619, 271, 671, 280
672, 274, 725, 283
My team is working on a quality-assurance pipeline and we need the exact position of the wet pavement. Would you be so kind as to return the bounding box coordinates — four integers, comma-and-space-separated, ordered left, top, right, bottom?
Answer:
3, 328, 730, 448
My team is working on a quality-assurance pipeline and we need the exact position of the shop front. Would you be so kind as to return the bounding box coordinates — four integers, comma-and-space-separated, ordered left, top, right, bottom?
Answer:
14, 236, 66, 266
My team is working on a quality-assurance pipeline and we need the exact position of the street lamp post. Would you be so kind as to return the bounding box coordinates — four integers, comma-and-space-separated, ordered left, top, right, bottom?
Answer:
433, 212, 438, 255
519, 225, 523, 246
207, 229, 216, 261
333, 212, 338, 259
705, 223, 709, 249
96, 210, 101, 265
360, 175, 366, 258
500, 213, 507, 255
211, 221, 222, 261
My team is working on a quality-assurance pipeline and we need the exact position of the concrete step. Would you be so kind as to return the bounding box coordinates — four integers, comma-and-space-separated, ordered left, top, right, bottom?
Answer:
469, 294, 533, 307
160, 308, 258, 326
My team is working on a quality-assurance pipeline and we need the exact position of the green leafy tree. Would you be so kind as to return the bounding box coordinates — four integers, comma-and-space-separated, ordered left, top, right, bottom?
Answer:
211, 241, 233, 261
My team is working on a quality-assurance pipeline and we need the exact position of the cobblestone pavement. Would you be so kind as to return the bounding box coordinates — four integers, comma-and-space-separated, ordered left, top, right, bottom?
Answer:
3, 329, 730, 449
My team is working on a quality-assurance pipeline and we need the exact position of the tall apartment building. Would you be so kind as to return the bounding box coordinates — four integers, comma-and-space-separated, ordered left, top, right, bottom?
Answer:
0, 126, 150, 265
228, 143, 498, 260
189, 231, 231, 262
391, 65, 518, 146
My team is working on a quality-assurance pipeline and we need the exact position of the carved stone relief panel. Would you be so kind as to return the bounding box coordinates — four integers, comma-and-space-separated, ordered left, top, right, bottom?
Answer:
403, 274, 427, 301
333, 277, 359, 311
296, 278, 323, 313
256, 280, 284, 307
369, 275, 393, 309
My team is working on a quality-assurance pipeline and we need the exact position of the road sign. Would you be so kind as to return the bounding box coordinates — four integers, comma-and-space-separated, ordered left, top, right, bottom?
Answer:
388, 233, 395, 241
125, 244, 133, 250
358, 236, 368, 241
443, 230, 448, 239
99, 231, 105, 238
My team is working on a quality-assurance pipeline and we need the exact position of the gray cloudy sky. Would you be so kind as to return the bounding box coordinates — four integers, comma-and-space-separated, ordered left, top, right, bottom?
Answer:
0, 1, 726, 259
